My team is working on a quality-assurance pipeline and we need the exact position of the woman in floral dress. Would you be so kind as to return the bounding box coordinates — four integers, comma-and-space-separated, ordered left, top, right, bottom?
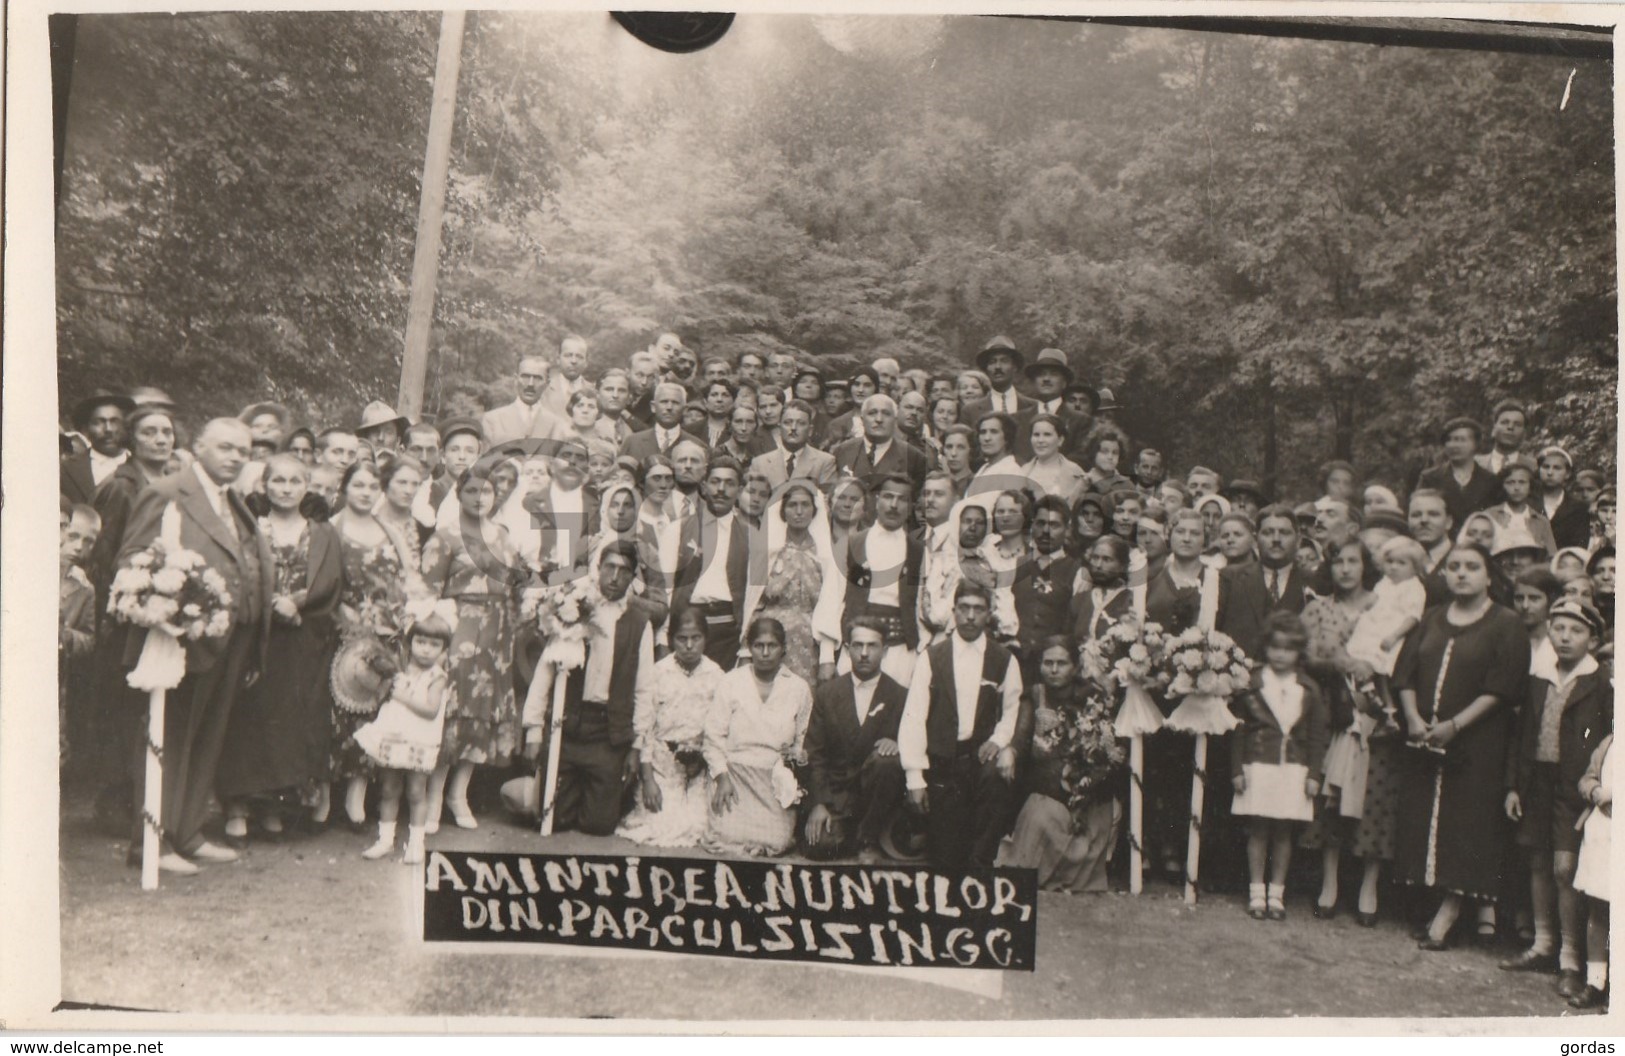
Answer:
618, 606, 727, 847
420, 465, 522, 831
326, 462, 415, 829
746, 481, 843, 683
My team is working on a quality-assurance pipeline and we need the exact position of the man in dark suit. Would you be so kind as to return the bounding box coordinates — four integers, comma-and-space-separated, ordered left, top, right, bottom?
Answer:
507, 542, 659, 832
116, 418, 273, 876
802, 616, 909, 861
62, 391, 135, 505
1216, 503, 1311, 660
619, 382, 707, 465
832, 394, 933, 494
1013, 347, 1087, 462
1536, 445, 1593, 550
669, 456, 752, 668
1414, 417, 1502, 530
959, 336, 1035, 424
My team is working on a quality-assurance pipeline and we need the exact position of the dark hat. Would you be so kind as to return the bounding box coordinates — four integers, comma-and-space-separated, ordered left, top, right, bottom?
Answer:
1293, 501, 1319, 522
1062, 382, 1098, 410
1225, 478, 1269, 505
1024, 347, 1074, 384
1094, 386, 1121, 413
238, 401, 291, 433
850, 366, 880, 388
1548, 598, 1606, 637
976, 335, 1022, 371
437, 416, 483, 446
71, 390, 135, 429
1364, 509, 1411, 537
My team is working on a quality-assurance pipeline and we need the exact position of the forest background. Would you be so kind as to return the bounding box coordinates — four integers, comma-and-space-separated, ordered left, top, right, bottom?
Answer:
53, 12, 1618, 495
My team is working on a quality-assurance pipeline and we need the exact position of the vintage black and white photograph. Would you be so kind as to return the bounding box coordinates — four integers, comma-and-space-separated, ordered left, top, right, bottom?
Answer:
9, 2, 1622, 1028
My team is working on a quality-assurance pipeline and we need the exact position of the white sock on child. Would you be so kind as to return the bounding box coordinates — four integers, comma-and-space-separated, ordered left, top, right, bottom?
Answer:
1561, 938, 1583, 973
1529, 919, 1556, 956
1266, 883, 1285, 907
362, 821, 396, 860
1587, 960, 1608, 991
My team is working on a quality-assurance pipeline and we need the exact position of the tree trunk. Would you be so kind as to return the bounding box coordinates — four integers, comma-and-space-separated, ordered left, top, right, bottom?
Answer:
1262, 359, 1278, 494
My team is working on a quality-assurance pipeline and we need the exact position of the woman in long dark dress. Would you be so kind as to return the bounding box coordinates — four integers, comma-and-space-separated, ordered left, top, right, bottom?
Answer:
1393, 541, 1530, 949
218, 454, 343, 839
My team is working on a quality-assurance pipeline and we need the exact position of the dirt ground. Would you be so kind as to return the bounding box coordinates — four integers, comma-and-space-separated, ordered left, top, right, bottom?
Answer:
54, 783, 1595, 1025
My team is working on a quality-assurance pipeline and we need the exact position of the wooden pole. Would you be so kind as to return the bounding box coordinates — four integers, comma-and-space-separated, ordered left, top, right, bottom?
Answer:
141, 688, 165, 891
1128, 734, 1144, 895
397, 10, 467, 421
1184, 734, 1207, 907
539, 674, 567, 836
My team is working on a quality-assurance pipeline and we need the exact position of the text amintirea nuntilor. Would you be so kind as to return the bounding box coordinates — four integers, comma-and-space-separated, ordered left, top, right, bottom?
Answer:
423, 852, 1039, 970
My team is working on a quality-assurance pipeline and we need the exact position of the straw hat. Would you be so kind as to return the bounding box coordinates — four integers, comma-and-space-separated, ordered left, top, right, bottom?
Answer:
329, 636, 398, 715
356, 400, 410, 438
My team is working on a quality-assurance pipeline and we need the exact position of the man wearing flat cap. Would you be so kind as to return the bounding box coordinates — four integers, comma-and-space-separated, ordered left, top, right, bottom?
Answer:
62, 391, 135, 505
960, 336, 1034, 422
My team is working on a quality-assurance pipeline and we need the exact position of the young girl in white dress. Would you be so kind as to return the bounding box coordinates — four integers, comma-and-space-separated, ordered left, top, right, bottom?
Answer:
1232, 612, 1330, 921
1572, 734, 1612, 1010
353, 612, 452, 864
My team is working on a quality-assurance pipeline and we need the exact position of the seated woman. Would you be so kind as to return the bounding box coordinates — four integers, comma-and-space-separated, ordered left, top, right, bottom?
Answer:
617, 607, 728, 848
997, 636, 1124, 892
701, 617, 814, 857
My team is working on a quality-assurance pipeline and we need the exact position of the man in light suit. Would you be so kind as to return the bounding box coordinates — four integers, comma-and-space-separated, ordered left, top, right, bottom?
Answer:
959, 335, 1036, 423
748, 399, 836, 494
116, 418, 274, 876
538, 335, 593, 419
832, 394, 933, 494
802, 616, 909, 861
620, 382, 708, 466
481, 353, 569, 450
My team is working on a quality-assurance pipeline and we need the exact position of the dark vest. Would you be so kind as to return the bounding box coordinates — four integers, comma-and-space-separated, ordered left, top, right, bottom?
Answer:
844, 528, 922, 648
923, 636, 1013, 759
562, 608, 647, 748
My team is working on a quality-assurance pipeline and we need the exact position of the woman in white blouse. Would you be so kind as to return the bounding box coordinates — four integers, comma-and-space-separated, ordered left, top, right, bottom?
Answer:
965, 412, 1024, 510
1021, 413, 1087, 507
702, 617, 814, 857
617, 606, 727, 847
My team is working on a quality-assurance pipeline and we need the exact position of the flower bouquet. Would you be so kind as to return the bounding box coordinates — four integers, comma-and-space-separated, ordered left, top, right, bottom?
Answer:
1081, 618, 1170, 738
108, 542, 234, 643
1159, 625, 1251, 736
521, 578, 601, 672
1154, 625, 1254, 905
1033, 695, 1126, 823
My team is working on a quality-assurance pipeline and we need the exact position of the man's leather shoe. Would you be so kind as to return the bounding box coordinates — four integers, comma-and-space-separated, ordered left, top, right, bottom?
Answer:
1498, 948, 1559, 973
1557, 969, 1586, 998
158, 853, 200, 876
190, 841, 240, 863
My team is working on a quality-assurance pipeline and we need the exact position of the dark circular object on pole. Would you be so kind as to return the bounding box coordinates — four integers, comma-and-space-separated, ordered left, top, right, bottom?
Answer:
611, 12, 735, 53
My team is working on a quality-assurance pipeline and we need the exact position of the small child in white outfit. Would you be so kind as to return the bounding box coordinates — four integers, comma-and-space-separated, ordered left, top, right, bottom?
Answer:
1344, 536, 1429, 733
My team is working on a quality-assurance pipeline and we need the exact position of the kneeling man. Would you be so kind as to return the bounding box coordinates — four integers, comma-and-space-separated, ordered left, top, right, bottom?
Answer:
802, 616, 908, 861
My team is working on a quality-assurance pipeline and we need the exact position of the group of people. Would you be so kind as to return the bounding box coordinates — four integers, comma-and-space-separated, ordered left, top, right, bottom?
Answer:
58, 332, 1615, 1010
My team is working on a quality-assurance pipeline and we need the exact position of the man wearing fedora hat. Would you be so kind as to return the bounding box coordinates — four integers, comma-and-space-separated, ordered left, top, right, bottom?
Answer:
355, 401, 410, 462
481, 352, 569, 451
960, 336, 1035, 423
61, 391, 135, 505
1014, 347, 1087, 461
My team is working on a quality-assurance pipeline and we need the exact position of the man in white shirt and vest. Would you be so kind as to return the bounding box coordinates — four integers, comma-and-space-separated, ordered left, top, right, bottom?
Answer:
843, 474, 924, 686
898, 579, 1023, 871
506, 542, 658, 833
481, 353, 569, 450
671, 455, 751, 669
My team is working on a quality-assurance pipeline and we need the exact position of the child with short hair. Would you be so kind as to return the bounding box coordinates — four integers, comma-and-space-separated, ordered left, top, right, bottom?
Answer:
1513, 566, 1563, 679
1232, 611, 1330, 921
1500, 600, 1612, 1000
1343, 535, 1428, 731
59, 502, 101, 766
353, 613, 453, 864
1488, 461, 1558, 557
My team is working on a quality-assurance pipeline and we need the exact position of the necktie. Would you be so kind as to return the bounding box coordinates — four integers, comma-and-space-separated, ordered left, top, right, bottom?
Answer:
787, 450, 800, 480
1269, 568, 1282, 603
660, 430, 675, 456
865, 442, 876, 467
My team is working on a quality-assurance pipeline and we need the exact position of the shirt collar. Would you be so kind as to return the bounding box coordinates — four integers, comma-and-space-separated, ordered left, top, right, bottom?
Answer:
852, 672, 881, 693
951, 631, 986, 657
1554, 653, 1600, 689
192, 460, 225, 508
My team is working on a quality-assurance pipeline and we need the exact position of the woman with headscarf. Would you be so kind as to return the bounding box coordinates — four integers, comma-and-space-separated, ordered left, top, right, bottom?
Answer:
985, 489, 1032, 646
744, 481, 844, 684
701, 617, 814, 857
591, 479, 668, 622
829, 476, 872, 557
1070, 494, 1109, 562
419, 464, 524, 832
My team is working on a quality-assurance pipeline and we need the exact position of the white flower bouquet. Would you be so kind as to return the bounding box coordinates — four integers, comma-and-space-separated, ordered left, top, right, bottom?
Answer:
1081, 618, 1170, 737
108, 542, 233, 641
1157, 625, 1251, 735
521, 578, 601, 671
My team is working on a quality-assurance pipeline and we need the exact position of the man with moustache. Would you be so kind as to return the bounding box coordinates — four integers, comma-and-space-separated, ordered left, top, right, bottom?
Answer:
481, 353, 569, 449
960, 336, 1035, 420
620, 382, 707, 466
749, 400, 837, 493
62, 391, 134, 505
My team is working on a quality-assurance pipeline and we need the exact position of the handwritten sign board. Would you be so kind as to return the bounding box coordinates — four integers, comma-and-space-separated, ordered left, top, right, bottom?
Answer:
423, 852, 1038, 971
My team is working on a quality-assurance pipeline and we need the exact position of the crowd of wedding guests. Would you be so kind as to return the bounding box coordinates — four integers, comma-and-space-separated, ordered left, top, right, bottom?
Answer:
58, 333, 1615, 1009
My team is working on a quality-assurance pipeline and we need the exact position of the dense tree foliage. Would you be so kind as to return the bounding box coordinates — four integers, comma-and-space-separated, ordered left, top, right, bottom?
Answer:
56, 12, 1615, 493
